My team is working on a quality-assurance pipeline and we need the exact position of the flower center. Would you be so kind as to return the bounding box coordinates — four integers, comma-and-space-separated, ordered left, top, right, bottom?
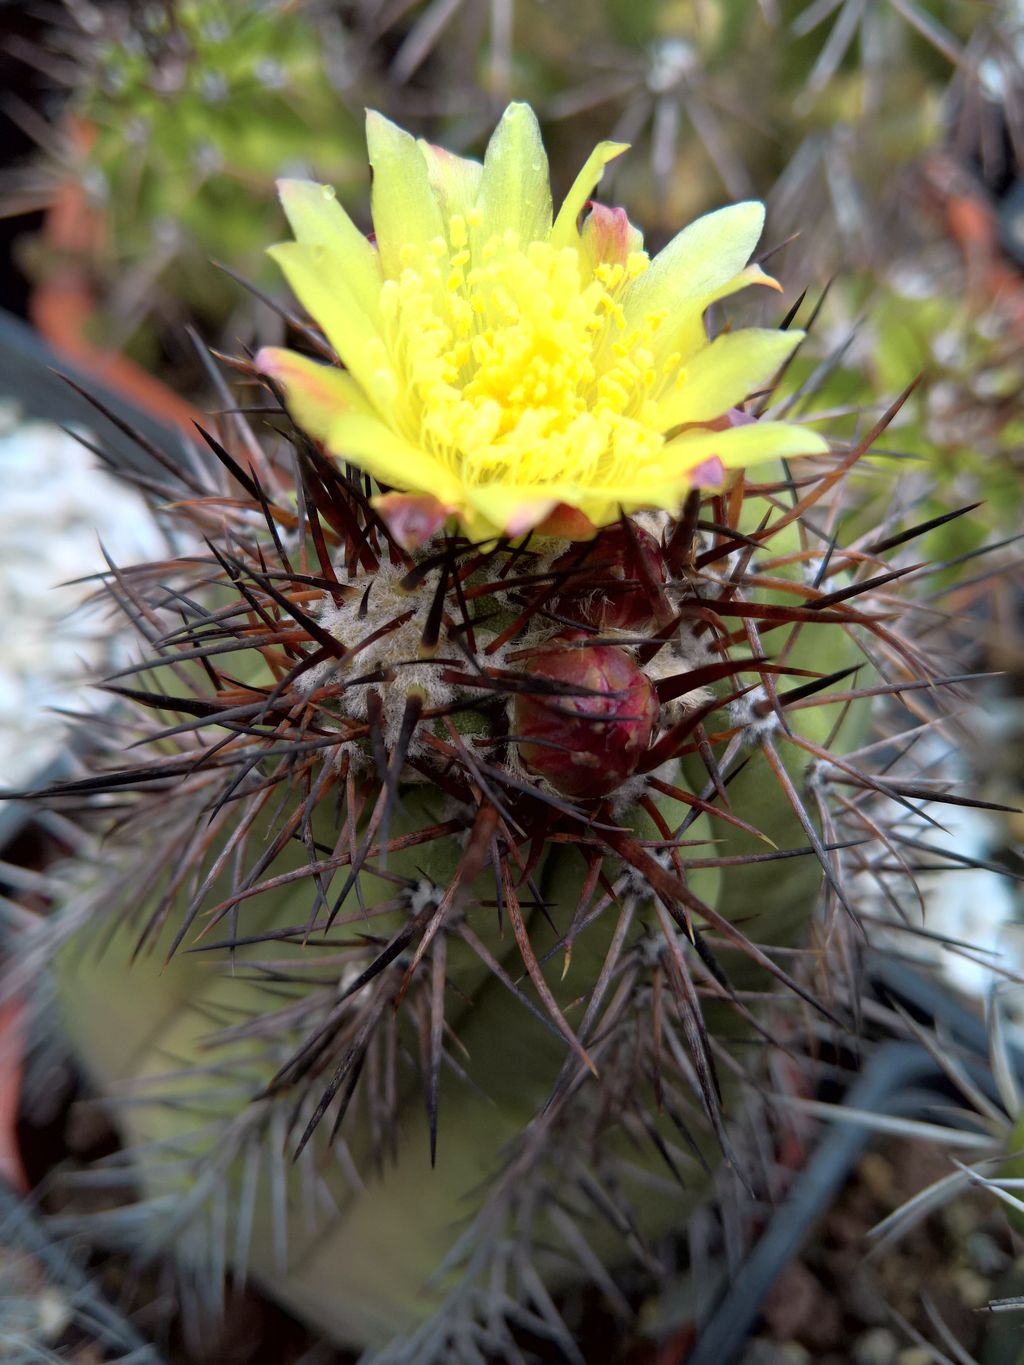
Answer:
366, 227, 675, 493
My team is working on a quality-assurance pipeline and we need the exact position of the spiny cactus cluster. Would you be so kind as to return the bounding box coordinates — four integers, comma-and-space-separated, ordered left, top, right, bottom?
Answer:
11, 312, 998, 1358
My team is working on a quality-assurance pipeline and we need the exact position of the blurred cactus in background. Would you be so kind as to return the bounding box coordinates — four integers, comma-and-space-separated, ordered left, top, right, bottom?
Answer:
7, 0, 366, 381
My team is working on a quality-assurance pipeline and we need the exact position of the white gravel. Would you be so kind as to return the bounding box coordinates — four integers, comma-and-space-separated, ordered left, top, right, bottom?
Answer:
0, 404, 162, 789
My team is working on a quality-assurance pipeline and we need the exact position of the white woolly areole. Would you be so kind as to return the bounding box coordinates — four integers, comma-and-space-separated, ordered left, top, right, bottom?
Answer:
728, 684, 779, 744
642, 635, 712, 725
293, 559, 457, 747
609, 757, 681, 819
622, 846, 677, 901
406, 878, 443, 916
293, 557, 523, 761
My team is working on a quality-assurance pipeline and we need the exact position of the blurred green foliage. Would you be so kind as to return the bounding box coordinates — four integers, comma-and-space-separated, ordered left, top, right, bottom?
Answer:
79, 1, 364, 283
20, 0, 364, 345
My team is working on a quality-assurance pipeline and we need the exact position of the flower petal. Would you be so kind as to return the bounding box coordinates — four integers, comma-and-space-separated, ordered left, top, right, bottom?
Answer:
624, 202, 767, 362
373, 492, 455, 551
688, 457, 726, 489
706, 262, 781, 305
533, 503, 599, 540
633, 201, 765, 311
256, 347, 375, 439
569, 422, 829, 518
326, 411, 464, 502
464, 483, 588, 539
416, 140, 483, 223
668, 264, 784, 361
267, 242, 386, 398
550, 141, 630, 250
666, 419, 830, 475
655, 329, 804, 430
476, 103, 553, 249
365, 110, 445, 278
277, 179, 381, 320
580, 204, 642, 269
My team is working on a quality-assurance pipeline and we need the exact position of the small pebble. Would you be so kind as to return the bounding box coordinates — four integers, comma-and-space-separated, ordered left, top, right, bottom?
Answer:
954, 1266, 993, 1309
844, 1270, 893, 1327
739, 1342, 810, 1365
967, 1230, 1010, 1276
36, 1287, 71, 1341
853, 1327, 898, 1365
946, 1199, 984, 1239
860, 1151, 896, 1203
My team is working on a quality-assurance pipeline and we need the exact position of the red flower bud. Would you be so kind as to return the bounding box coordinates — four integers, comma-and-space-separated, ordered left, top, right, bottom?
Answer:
514, 632, 660, 798
551, 524, 669, 631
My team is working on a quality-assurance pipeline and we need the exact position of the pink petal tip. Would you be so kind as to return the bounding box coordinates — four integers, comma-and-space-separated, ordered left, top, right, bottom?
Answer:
688, 457, 726, 490
374, 493, 453, 551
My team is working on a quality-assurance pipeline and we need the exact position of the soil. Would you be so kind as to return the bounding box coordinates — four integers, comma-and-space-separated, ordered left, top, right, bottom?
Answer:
740, 1138, 1020, 1365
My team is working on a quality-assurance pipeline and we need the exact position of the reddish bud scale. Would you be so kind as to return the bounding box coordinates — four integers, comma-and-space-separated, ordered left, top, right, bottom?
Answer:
552, 524, 669, 631
514, 632, 660, 798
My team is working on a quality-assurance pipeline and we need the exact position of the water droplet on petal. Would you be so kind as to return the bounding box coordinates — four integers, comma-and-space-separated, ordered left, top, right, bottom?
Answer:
321, 184, 336, 201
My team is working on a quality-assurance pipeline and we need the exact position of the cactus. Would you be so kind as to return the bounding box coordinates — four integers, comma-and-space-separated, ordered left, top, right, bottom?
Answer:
5, 102, 996, 1359
11, 0, 364, 357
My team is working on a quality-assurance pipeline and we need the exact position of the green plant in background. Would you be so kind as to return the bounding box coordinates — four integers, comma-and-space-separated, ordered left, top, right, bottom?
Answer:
12, 0, 365, 355
805, 271, 1024, 563
4, 101, 997, 1362
423, 0, 974, 236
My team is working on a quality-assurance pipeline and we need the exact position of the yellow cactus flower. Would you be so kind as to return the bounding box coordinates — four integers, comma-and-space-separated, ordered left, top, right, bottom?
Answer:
258, 103, 828, 547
